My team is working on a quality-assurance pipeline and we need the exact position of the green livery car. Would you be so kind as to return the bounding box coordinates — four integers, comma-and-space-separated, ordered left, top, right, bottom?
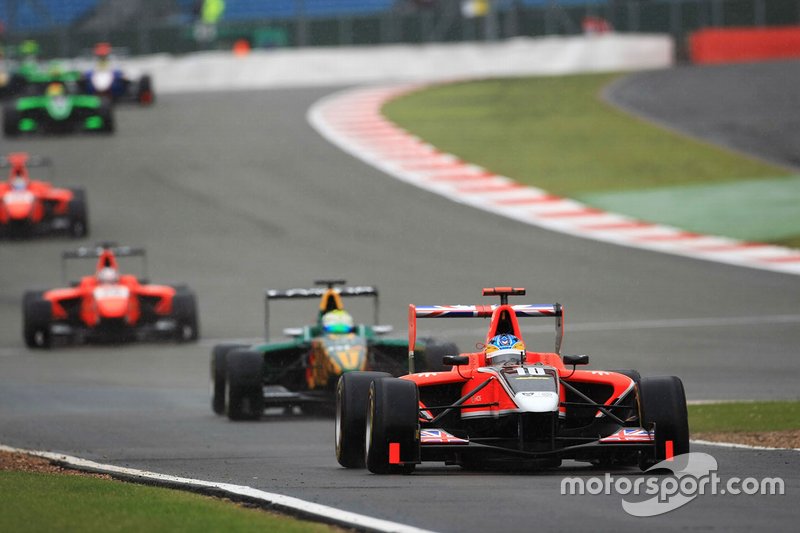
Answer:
211, 280, 458, 421
3, 81, 114, 136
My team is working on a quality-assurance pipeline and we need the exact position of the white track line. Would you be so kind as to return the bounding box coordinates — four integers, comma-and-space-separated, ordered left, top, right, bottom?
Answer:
307, 84, 800, 277
0, 444, 436, 533
691, 439, 800, 452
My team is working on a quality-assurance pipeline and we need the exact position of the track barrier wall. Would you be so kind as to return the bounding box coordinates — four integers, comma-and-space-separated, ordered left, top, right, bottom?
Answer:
690, 25, 800, 62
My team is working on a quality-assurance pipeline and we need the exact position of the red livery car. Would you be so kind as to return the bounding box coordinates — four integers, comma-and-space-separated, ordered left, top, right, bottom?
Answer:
336, 287, 689, 474
23, 243, 199, 348
0, 152, 88, 238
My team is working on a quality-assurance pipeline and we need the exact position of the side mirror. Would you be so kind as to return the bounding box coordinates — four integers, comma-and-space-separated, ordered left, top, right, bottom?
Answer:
563, 354, 589, 366
442, 355, 469, 366
372, 324, 394, 335
282, 327, 304, 338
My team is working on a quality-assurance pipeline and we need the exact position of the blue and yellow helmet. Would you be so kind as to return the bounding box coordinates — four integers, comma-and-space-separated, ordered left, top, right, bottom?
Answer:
322, 309, 354, 334
485, 334, 525, 364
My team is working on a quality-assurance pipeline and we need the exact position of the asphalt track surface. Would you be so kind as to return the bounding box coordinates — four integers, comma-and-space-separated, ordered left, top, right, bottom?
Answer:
1, 67, 798, 531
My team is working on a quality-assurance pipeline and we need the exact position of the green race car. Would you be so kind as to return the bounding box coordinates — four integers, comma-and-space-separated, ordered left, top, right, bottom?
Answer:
211, 280, 458, 420
3, 81, 114, 136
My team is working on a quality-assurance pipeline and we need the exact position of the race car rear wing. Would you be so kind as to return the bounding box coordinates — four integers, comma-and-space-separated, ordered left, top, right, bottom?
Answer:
0, 153, 52, 169
264, 280, 379, 340
1, 153, 53, 180
60, 243, 148, 284
407, 287, 564, 372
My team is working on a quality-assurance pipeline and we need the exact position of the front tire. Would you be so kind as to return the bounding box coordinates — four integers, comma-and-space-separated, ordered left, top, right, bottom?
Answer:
23, 296, 52, 349
211, 343, 245, 415
365, 377, 419, 475
335, 371, 392, 468
225, 349, 264, 421
638, 376, 689, 470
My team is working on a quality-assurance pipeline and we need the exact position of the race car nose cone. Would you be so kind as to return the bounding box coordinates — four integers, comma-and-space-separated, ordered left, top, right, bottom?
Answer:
4, 192, 35, 219
514, 391, 559, 413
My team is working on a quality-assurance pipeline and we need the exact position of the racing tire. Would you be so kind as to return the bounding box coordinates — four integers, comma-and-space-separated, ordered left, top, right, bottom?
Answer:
365, 377, 419, 475
335, 371, 392, 468
137, 75, 154, 105
638, 376, 690, 470
172, 291, 199, 342
3, 105, 20, 137
23, 296, 52, 349
225, 349, 264, 421
211, 343, 246, 415
67, 188, 89, 238
420, 338, 460, 372
97, 102, 115, 134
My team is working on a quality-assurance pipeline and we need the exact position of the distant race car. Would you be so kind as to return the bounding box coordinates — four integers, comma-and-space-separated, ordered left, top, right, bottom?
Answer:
335, 287, 689, 474
3, 80, 114, 136
23, 243, 199, 349
0, 153, 88, 238
80, 43, 154, 105
211, 280, 457, 420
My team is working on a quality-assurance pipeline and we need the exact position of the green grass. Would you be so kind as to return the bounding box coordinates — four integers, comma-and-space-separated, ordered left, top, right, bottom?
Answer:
384, 74, 787, 196
688, 401, 800, 433
384, 74, 799, 247
0, 471, 335, 533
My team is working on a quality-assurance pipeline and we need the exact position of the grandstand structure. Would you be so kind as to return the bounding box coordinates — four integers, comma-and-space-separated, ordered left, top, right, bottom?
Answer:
0, 0, 798, 56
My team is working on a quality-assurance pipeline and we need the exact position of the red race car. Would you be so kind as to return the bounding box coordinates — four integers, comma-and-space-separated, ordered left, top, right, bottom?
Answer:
23, 243, 199, 348
336, 287, 689, 474
0, 152, 88, 238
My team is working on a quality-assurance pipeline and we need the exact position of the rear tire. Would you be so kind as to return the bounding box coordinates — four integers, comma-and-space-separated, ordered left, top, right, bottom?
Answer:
137, 75, 154, 105
335, 371, 391, 468
3, 105, 20, 137
211, 343, 245, 415
638, 376, 689, 470
23, 296, 52, 349
67, 188, 89, 238
420, 338, 460, 372
172, 291, 199, 342
365, 377, 419, 475
98, 102, 114, 133
225, 349, 264, 421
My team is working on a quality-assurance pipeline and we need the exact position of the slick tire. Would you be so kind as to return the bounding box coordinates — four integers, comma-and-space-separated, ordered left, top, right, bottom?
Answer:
225, 349, 264, 421
172, 291, 199, 342
420, 338, 460, 372
67, 188, 89, 238
137, 75, 154, 105
335, 371, 392, 468
98, 102, 114, 133
638, 376, 690, 470
365, 377, 419, 475
23, 296, 52, 349
211, 343, 246, 415
3, 105, 20, 137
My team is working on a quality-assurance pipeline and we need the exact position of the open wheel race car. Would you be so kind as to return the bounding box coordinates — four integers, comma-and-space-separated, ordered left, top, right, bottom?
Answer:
1, 153, 88, 238
23, 243, 199, 348
79, 43, 154, 106
3, 79, 114, 136
335, 287, 689, 474
211, 280, 457, 421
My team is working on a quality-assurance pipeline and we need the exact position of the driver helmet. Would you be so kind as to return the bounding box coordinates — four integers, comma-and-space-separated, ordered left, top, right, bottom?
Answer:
485, 334, 525, 365
322, 309, 354, 334
11, 177, 27, 191
97, 267, 119, 284
46, 82, 65, 97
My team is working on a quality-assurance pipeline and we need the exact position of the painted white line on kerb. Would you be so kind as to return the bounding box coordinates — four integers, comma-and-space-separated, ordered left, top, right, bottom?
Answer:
691, 439, 800, 452
307, 84, 800, 277
0, 445, 437, 533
